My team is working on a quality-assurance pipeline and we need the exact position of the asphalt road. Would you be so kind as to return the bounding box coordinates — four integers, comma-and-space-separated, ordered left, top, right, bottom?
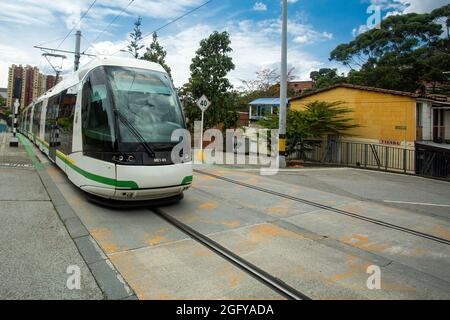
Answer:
40, 157, 450, 300
261, 167, 450, 219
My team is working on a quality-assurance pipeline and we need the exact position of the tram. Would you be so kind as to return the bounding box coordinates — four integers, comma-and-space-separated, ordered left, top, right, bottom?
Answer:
19, 56, 192, 201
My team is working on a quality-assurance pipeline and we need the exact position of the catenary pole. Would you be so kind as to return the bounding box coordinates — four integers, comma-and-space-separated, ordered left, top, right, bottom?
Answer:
74, 30, 81, 71
279, 0, 288, 168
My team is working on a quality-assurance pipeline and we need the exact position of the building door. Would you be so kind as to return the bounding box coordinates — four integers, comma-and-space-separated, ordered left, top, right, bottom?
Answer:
432, 109, 445, 143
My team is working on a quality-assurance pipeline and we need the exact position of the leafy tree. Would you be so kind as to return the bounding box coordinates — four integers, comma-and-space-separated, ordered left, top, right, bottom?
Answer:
142, 32, 171, 77
310, 68, 346, 89
240, 67, 296, 93
0, 96, 6, 107
184, 31, 238, 130
258, 101, 358, 155
330, 4, 450, 93
127, 17, 144, 59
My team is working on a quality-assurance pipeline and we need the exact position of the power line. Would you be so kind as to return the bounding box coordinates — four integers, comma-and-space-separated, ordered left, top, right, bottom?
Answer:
88, 0, 135, 47
56, 0, 98, 49
145, 0, 214, 38
112, 0, 214, 56
81, 33, 99, 55
35, 36, 67, 47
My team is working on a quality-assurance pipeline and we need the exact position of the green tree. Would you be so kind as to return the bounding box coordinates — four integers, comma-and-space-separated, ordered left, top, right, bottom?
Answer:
310, 68, 346, 89
142, 32, 171, 77
258, 101, 358, 155
330, 4, 450, 93
127, 17, 144, 59
184, 31, 238, 130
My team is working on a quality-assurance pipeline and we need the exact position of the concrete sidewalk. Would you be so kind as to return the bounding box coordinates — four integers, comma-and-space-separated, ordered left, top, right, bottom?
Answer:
0, 132, 102, 299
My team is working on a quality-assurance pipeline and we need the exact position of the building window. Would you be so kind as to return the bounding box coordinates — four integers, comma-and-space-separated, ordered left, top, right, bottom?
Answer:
416, 103, 423, 127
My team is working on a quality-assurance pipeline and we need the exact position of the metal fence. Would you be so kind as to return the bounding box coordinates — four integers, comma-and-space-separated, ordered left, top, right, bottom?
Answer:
415, 143, 450, 180
288, 140, 416, 174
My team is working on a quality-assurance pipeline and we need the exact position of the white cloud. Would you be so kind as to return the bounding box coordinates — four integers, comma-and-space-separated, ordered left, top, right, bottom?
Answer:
157, 20, 323, 86
0, 1, 332, 89
390, 0, 448, 14
0, 0, 205, 87
253, 2, 267, 11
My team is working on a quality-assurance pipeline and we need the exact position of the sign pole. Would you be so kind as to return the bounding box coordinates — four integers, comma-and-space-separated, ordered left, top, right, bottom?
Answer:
200, 110, 204, 162
196, 94, 211, 163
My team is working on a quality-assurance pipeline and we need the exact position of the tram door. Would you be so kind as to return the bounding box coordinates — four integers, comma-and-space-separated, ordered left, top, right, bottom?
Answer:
47, 94, 61, 162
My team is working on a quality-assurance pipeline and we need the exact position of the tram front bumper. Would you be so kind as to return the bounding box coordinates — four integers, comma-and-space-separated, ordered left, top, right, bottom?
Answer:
81, 184, 190, 201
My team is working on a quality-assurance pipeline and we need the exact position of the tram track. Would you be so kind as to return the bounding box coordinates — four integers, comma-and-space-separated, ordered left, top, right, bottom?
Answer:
194, 169, 450, 246
152, 207, 312, 300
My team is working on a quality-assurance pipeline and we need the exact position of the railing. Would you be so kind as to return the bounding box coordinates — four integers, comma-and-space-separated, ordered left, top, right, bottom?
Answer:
288, 140, 416, 174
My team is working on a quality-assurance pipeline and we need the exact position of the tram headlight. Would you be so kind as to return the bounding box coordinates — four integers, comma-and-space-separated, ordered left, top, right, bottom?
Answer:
113, 154, 136, 163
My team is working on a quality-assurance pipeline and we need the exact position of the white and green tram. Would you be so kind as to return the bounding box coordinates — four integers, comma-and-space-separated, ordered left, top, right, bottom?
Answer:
19, 56, 192, 202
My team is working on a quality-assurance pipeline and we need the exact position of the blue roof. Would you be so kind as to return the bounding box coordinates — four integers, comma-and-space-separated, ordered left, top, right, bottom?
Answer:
248, 98, 289, 106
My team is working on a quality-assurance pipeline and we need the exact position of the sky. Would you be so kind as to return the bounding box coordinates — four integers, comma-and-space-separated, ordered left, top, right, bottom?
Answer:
0, 0, 448, 89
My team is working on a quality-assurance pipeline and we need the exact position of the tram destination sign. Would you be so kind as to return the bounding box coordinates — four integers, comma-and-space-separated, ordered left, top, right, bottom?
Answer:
196, 95, 211, 112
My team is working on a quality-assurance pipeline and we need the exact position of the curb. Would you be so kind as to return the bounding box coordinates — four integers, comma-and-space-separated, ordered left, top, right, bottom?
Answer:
18, 133, 137, 300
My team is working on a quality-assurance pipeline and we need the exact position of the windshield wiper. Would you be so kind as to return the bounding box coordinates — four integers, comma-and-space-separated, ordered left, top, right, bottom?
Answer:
114, 109, 156, 158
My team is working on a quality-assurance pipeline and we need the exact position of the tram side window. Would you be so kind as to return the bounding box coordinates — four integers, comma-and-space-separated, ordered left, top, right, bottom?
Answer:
23, 109, 29, 134
57, 87, 77, 155
33, 102, 42, 137
27, 109, 32, 133
81, 70, 115, 157
45, 94, 61, 143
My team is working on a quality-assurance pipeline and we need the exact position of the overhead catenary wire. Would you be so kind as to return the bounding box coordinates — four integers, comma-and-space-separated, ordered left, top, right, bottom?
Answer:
111, 0, 214, 56
56, 0, 98, 50
34, 36, 68, 48
85, 0, 136, 52
80, 33, 99, 55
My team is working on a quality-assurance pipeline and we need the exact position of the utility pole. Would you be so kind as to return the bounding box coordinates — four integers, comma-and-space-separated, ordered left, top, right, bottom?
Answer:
74, 30, 81, 71
278, 0, 288, 168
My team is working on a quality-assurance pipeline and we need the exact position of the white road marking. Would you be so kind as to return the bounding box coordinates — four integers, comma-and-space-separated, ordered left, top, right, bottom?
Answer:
383, 200, 450, 207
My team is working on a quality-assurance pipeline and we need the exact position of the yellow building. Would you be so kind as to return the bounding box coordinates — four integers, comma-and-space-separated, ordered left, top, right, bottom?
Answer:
289, 84, 418, 148
288, 84, 450, 177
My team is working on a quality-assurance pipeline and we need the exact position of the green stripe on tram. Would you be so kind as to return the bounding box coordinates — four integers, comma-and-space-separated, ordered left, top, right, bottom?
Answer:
19, 134, 191, 190
55, 152, 139, 189
182, 175, 193, 185
19, 133, 138, 189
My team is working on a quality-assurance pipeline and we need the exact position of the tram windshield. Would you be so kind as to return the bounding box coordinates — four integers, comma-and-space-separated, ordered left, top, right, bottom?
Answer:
106, 66, 185, 144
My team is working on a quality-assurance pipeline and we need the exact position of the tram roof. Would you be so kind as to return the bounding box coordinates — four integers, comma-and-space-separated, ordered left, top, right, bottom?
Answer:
38, 56, 167, 101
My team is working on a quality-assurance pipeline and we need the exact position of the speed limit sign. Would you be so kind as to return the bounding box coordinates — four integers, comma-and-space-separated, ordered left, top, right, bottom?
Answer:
196, 95, 211, 112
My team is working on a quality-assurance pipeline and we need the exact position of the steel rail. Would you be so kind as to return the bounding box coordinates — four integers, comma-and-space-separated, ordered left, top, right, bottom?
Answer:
153, 207, 312, 300
194, 169, 450, 246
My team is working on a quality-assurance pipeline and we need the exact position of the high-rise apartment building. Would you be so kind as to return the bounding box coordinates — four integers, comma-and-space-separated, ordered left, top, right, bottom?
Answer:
6, 64, 60, 110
